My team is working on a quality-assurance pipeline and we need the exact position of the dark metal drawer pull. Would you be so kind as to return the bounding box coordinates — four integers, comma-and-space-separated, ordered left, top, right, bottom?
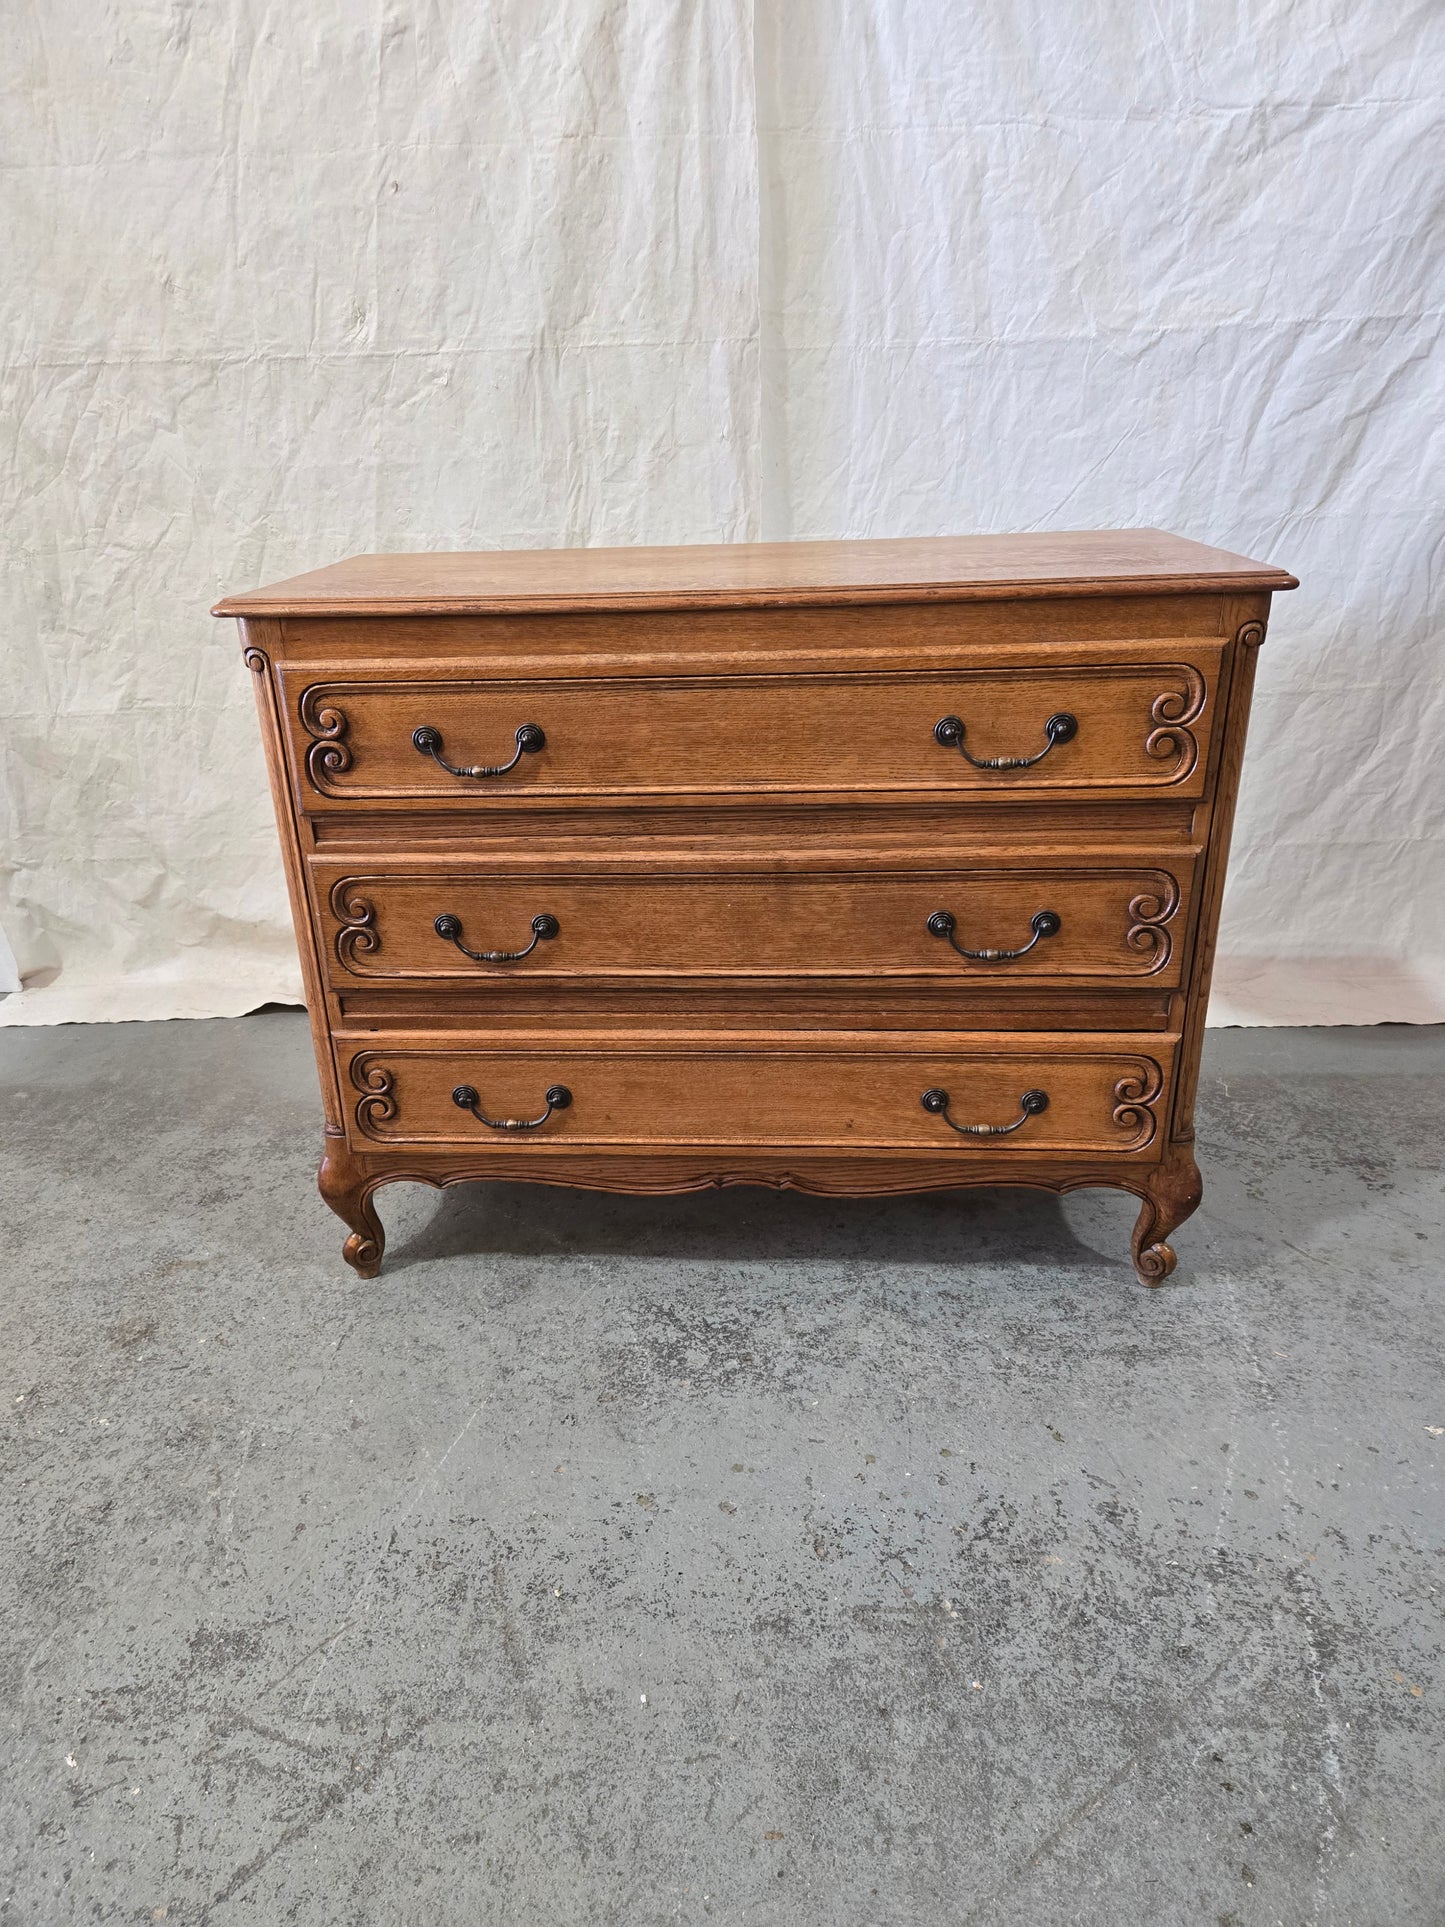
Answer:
926, 907, 1061, 962
412, 721, 545, 780
451, 1083, 572, 1132
920, 1087, 1049, 1137
434, 911, 559, 965
933, 711, 1076, 770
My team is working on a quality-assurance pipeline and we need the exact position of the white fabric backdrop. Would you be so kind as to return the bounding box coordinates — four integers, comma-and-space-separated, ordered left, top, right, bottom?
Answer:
4, 1, 1443, 1026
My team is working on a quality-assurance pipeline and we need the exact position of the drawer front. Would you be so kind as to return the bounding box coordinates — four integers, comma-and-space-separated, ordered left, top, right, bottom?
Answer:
339, 1034, 1175, 1160
283, 656, 1221, 807
315, 863, 1193, 987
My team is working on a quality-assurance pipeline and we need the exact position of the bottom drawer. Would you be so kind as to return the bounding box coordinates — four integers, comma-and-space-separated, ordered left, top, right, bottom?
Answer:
339, 1032, 1175, 1162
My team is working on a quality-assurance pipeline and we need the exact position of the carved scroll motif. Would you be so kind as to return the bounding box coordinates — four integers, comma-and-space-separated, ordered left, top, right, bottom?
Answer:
299, 685, 353, 791
243, 646, 269, 675
1124, 874, 1182, 973
330, 878, 380, 971
1144, 667, 1207, 779
1112, 1058, 1165, 1150
350, 1056, 397, 1138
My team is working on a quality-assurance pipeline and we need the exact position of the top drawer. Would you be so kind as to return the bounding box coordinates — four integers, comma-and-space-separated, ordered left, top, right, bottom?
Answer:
280, 651, 1224, 811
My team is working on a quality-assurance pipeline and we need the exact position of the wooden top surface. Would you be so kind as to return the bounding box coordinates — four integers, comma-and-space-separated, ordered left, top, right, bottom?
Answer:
214, 529, 1296, 617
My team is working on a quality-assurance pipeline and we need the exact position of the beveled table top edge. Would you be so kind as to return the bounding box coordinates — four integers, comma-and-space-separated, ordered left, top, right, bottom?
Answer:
213, 530, 1298, 618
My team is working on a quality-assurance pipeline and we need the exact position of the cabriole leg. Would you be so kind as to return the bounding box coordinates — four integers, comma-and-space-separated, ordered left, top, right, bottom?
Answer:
1130, 1149, 1203, 1286
317, 1140, 385, 1278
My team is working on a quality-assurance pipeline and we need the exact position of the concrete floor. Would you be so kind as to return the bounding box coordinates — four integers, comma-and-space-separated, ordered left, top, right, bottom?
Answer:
0, 1016, 1441, 1926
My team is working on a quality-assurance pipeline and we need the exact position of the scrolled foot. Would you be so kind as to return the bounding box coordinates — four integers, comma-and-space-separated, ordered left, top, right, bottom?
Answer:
1133, 1237, 1178, 1287
342, 1224, 384, 1280
318, 1142, 386, 1279
1129, 1150, 1202, 1287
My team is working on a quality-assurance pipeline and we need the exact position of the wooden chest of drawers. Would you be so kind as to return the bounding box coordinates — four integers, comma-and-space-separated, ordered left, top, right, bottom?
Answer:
215, 531, 1295, 1285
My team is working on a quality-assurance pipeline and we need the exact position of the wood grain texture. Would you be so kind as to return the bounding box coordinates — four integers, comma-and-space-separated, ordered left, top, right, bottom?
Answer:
240, 621, 344, 1133
213, 529, 1297, 617
334, 1029, 1174, 1159
271, 594, 1231, 675
312, 859, 1191, 988
280, 654, 1223, 808
216, 533, 1288, 1285
1130, 1142, 1205, 1285
317, 1139, 384, 1278
330, 984, 1179, 1035
1165, 604, 1269, 1145
304, 797, 1203, 852
309, 1137, 1195, 1283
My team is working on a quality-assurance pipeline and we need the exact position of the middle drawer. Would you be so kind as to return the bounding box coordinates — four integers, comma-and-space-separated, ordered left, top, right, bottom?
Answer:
311, 856, 1195, 989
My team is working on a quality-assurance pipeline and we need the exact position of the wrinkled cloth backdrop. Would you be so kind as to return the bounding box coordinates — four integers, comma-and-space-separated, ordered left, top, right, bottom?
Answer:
3, 2, 1442, 1025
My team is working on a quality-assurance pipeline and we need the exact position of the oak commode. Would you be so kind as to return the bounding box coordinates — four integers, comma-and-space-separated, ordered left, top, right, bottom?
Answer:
215, 530, 1295, 1284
